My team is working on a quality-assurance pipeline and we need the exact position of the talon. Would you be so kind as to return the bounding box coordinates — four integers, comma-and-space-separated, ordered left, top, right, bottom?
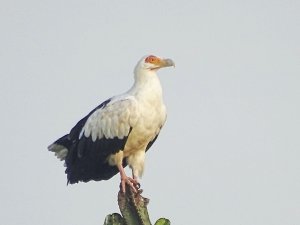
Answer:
126, 179, 138, 193
127, 177, 140, 190
136, 182, 141, 189
117, 165, 141, 193
119, 177, 139, 193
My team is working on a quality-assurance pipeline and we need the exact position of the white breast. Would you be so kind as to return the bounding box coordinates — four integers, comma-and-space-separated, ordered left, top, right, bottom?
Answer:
124, 72, 167, 178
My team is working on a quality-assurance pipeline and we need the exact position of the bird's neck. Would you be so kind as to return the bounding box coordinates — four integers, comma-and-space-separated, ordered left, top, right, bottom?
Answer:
128, 70, 163, 103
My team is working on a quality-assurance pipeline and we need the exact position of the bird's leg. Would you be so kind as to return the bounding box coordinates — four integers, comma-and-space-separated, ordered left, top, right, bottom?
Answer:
117, 165, 139, 193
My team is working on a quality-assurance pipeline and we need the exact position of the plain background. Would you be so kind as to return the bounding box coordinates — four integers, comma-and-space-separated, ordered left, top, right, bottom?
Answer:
0, 0, 299, 225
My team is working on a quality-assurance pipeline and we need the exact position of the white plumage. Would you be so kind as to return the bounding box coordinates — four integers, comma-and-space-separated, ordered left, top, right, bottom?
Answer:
48, 55, 174, 192
82, 97, 138, 141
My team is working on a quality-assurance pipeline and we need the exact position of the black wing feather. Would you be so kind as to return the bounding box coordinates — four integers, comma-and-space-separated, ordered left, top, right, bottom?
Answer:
145, 134, 159, 152
51, 98, 132, 184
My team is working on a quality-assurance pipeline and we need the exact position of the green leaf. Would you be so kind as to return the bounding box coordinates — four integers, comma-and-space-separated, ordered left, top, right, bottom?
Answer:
154, 218, 171, 225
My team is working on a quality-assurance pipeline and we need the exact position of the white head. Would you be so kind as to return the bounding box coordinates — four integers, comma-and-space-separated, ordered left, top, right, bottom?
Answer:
134, 55, 175, 75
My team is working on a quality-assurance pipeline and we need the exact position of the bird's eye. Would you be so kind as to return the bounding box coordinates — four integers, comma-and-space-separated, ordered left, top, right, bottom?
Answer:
145, 55, 157, 63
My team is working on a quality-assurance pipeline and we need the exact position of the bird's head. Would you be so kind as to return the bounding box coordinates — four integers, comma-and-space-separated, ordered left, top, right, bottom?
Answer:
134, 55, 175, 74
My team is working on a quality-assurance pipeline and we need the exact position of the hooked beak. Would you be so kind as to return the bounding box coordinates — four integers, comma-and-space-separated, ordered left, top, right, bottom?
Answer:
153, 58, 175, 70
161, 58, 175, 68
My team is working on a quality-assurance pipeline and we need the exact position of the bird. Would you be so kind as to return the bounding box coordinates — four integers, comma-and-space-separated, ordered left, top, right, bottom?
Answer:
48, 55, 175, 193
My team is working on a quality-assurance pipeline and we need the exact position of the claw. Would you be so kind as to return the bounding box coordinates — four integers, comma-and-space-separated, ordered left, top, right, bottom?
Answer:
136, 182, 141, 189
123, 177, 141, 193
119, 176, 142, 193
117, 164, 141, 193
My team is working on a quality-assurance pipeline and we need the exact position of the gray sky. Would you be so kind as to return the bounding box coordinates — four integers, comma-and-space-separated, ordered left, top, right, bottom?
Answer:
1, 0, 299, 225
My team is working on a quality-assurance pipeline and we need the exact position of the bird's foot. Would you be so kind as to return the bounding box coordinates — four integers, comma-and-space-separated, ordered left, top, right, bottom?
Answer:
120, 176, 140, 193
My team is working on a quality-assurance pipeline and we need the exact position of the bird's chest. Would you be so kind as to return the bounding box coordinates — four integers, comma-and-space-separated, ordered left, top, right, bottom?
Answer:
123, 100, 166, 156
